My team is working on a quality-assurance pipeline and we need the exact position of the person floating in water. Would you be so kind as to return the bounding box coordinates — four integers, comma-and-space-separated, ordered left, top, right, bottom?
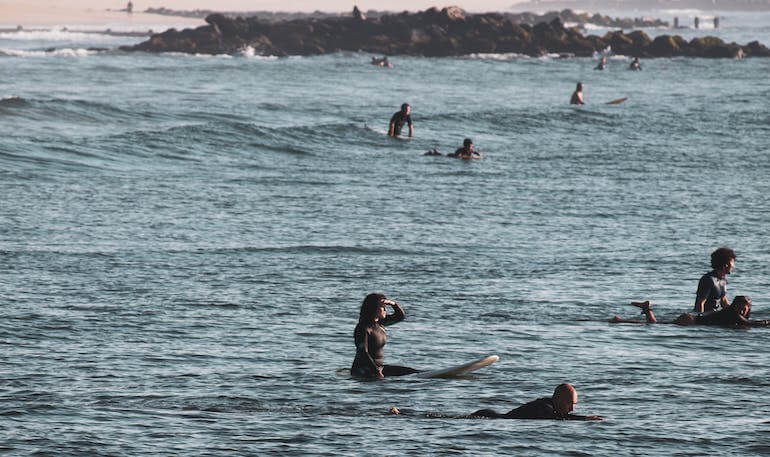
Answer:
351, 293, 418, 379
370, 56, 392, 68
610, 296, 768, 328
470, 384, 603, 420
570, 82, 584, 105
388, 103, 413, 138
694, 247, 735, 313
629, 57, 642, 71
595, 56, 606, 70
448, 138, 480, 159
424, 147, 442, 156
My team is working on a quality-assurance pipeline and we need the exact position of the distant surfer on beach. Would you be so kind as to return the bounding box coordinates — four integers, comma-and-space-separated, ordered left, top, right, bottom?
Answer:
629, 57, 642, 71
448, 138, 480, 159
351, 293, 418, 379
470, 384, 603, 420
595, 56, 606, 70
610, 296, 769, 328
694, 247, 735, 313
388, 103, 413, 138
570, 82, 584, 105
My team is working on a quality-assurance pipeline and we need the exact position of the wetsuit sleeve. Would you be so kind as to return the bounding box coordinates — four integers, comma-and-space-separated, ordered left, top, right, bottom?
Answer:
503, 398, 556, 419
355, 326, 380, 373
380, 303, 405, 326
406, 114, 413, 127
470, 409, 502, 418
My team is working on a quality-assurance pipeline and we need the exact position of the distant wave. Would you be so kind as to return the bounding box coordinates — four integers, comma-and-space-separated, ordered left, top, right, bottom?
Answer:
0, 48, 102, 57
0, 30, 125, 42
0, 96, 26, 107
462, 52, 528, 60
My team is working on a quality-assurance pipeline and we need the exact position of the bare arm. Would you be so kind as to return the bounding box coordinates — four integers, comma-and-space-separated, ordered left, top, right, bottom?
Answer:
388, 121, 395, 136
694, 297, 706, 314
720, 295, 730, 309
408, 124, 414, 137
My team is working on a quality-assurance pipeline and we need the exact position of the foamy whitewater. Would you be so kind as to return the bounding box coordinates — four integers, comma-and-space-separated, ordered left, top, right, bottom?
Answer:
1, 12, 769, 456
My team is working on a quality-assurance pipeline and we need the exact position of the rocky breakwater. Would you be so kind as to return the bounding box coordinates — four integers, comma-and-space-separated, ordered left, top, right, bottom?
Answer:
121, 6, 770, 58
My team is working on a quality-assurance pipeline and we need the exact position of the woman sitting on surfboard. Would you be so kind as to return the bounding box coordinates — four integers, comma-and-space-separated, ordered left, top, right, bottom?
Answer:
351, 293, 418, 379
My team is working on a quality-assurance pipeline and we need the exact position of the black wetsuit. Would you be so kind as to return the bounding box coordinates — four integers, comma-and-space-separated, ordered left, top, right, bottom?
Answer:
570, 91, 583, 105
471, 397, 591, 420
694, 308, 770, 327
389, 111, 412, 136
452, 147, 478, 158
351, 305, 417, 377
695, 270, 726, 312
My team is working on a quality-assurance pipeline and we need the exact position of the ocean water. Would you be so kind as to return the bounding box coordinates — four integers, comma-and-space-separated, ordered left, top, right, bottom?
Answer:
2, 16, 770, 456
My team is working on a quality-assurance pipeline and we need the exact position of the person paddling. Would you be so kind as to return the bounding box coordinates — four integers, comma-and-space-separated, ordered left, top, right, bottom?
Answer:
470, 384, 602, 420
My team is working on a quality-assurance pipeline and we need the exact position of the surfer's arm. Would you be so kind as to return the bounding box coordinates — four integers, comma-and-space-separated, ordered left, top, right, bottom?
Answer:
408, 124, 414, 137
380, 301, 405, 326
749, 319, 770, 327
693, 296, 707, 313
567, 414, 603, 421
388, 121, 395, 136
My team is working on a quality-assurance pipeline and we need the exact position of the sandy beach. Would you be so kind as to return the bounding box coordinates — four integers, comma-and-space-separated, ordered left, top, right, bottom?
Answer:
0, 2, 204, 29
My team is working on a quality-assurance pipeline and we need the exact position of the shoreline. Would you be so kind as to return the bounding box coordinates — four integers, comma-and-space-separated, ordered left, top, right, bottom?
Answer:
0, 6, 204, 29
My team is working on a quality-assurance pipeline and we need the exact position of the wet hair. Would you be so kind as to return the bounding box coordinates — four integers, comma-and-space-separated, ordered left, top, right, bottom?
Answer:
576, 82, 583, 90
730, 295, 752, 317
710, 247, 736, 270
463, 138, 472, 147
401, 103, 410, 112
359, 293, 386, 325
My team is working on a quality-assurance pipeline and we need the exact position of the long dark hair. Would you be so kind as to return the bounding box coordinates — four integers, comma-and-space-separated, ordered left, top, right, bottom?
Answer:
730, 295, 752, 318
359, 293, 385, 325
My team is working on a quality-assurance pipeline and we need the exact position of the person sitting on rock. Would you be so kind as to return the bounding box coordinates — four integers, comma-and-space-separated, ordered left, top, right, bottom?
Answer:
570, 82, 584, 105
595, 56, 606, 70
449, 138, 480, 159
629, 57, 642, 71
388, 103, 413, 138
470, 384, 603, 420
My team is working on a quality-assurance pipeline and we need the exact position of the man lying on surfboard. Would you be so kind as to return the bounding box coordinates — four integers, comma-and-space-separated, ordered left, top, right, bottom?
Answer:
610, 296, 769, 328
470, 384, 603, 420
351, 293, 418, 379
447, 138, 481, 159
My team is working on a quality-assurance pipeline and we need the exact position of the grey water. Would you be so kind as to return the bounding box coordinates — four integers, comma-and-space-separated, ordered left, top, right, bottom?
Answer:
1, 14, 770, 456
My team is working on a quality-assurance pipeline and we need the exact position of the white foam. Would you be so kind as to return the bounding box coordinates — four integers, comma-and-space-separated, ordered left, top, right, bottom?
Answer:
160, 51, 233, 58
0, 47, 99, 57
463, 52, 528, 60
0, 30, 121, 42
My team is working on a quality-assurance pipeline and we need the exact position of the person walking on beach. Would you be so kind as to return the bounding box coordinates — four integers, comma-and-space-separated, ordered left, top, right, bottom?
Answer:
351, 293, 418, 379
694, 247, 735, 313
570, 82, 584, 105
388, 103, 413, 138
470, 384, 602, 420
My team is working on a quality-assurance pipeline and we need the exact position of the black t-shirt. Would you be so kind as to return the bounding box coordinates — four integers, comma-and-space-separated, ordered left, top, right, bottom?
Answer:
695, 308, 749, 327
390, 111, 412, 135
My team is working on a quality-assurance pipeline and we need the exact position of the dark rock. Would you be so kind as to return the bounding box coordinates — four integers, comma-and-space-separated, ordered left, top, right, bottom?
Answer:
120, 7, 768, 58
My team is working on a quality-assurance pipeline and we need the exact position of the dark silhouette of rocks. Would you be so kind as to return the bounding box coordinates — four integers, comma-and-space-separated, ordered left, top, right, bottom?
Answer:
121, 6, 770, 58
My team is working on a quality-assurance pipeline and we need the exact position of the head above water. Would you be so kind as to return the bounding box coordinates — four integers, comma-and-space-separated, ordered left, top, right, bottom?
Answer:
401, 103, 411, 114
359, 293, 386, 325
710, 247, 736, 272
552, 383, 577, 415
576, 82, 583, 91
730, 295, 752, 317
463, 138, 473, 148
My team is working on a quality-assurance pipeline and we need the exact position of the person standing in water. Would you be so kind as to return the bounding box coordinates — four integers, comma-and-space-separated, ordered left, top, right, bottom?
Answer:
570, 82, 584, 105
595, 56, 607, 70
351, 293, 418, 379
629, 57, 642, 71
694, 247, 735, 313
388, 103, 413, 138
470, 384, 602, 420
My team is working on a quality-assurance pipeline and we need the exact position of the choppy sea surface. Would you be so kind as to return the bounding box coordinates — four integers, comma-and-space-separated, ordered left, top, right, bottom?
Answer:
2, 12, 769, 456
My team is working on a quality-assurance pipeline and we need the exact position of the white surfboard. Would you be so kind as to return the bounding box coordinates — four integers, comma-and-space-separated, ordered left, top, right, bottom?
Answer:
413, 355, 499, 379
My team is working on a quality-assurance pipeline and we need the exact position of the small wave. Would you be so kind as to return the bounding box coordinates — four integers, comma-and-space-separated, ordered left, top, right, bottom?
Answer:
159, 51, 233, 58
237, 46, 281, 59
462, 52, 528, 60
0, 96, 26, 107
0, 48, 101, 57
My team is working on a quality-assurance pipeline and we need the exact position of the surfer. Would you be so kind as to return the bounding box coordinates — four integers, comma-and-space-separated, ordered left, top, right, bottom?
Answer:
595, 56, 606, 70
570, 82, 584, 105
610, 296, 768, 328
371, 56, 393, 68
470, 384, 603, 420
388, 103, 413, 138
351, 293, 418, 379
629, 57, 642, 71
694, 247, 735, 313
448, 138, 480, 159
